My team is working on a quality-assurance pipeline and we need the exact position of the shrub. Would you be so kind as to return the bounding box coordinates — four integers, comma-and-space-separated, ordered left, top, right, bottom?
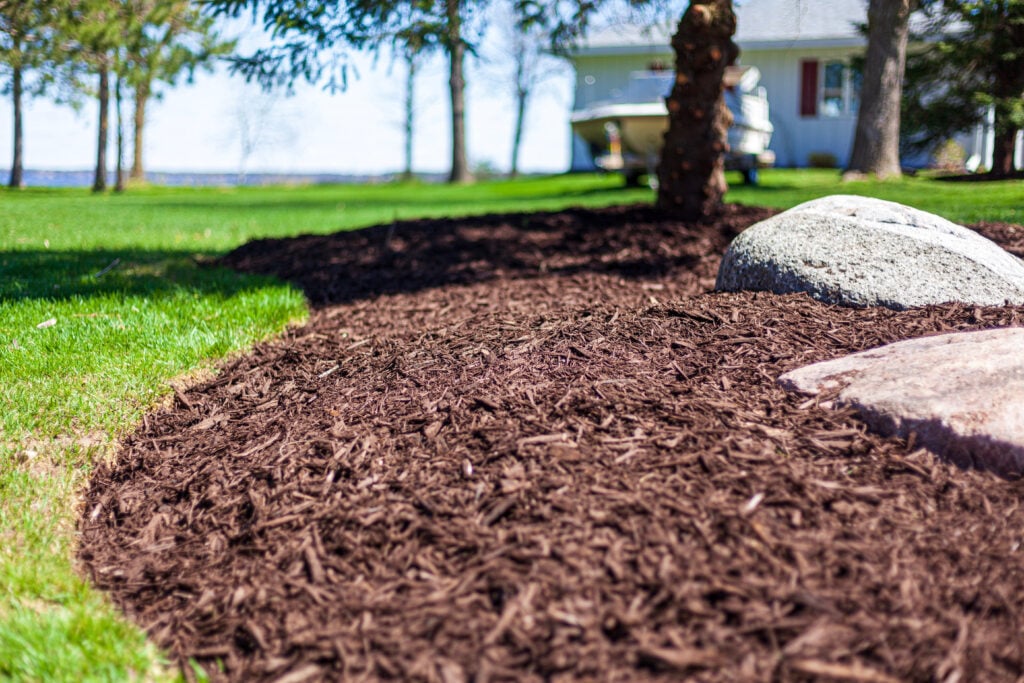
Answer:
807, 152, 839, 168
930, 139, 967, 173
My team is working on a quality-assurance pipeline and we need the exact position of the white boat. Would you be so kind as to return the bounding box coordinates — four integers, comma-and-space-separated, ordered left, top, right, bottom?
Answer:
571, 65, 775, 185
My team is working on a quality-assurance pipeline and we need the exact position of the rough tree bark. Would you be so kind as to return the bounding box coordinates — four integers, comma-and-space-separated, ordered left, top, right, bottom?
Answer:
656, 0, 738, 220
846, 0, 912, 178
991, 128, 1018, 177
990, 51, 1024, 177
9, 63, 24, 189
446, 0, 471, 184
131, 80, 150, 181
93, 67, 110, 193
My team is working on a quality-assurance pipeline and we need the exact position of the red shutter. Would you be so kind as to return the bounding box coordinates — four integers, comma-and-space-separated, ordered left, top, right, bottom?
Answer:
800, 60, 818, 117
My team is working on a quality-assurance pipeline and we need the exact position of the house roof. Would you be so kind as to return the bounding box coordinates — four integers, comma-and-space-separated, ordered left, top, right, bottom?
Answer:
572, 0, 870, 56
736, 0, 867, 47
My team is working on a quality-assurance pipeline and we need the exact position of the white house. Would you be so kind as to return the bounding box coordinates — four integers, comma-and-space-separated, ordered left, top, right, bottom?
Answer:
568, 0, 1017, 171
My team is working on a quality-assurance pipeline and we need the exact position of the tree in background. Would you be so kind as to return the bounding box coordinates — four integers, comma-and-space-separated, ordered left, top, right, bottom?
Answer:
0, 0, 62, 188
225, 82, 297, 182
846, 0, 915, 178
903, 0, 1024, 177
209, 0, 741, 210
443, 0, 473, 182
61, 0, 124, 192
395, 30, 429, 180
117, 0, 234, 183
484, 1, 566, 178
207, 0, 484, 184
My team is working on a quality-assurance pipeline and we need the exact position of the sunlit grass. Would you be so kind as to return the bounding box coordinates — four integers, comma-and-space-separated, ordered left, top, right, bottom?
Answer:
0, 466, 167, 681
0, 170, 1020, 680
0, 174, 646, 682
724, 167, 1024, 224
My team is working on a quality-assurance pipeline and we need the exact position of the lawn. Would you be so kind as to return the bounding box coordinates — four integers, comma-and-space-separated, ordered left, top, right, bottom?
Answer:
0, 169, 1020, 681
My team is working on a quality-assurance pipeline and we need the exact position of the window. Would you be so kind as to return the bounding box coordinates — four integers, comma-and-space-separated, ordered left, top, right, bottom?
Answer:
820, 60, 860, 117
799, 59, 862, 118
822, 62, 845, 116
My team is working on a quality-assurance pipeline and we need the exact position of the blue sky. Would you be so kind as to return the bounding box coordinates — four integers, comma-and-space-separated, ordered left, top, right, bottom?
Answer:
0, 15, 577, 176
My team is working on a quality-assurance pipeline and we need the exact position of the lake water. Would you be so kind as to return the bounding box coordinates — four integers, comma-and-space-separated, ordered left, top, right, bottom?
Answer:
5, 170, 411, 188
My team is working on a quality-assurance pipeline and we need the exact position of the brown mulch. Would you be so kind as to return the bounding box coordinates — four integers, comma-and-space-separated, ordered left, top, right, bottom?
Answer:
79, 204, 1024, 682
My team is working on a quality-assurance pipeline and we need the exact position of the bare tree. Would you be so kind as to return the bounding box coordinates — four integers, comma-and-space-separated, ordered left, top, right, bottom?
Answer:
224, 83, 296, 183
401, 46, 418, 180
503, 9, 567, 177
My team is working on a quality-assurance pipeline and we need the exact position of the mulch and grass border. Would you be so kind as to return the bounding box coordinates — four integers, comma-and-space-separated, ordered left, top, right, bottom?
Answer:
80, 203, 1024, 682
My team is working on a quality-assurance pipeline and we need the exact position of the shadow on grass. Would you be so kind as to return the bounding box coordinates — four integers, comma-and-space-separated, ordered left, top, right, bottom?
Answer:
0, 248, 290, 304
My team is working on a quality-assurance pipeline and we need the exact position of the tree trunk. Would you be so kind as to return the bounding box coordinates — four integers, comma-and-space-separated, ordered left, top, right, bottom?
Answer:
846, 0, 912, 178
990, 126, 1018, 177
402, 52, 415, 181
656, 0, 738, 220
9, 64, 24, 189
115, 73, 126, 193
131, 80, 150, 181
93, 67, 109, 193
510, 85, 527, 179
446, 0, 472, 184
989, 51, 1024, 177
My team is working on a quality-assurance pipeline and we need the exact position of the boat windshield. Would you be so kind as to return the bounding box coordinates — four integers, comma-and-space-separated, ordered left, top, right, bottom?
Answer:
625, 72, 674, 103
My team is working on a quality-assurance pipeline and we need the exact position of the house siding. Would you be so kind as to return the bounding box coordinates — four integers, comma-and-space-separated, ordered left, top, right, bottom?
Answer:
743, 47, 861, 168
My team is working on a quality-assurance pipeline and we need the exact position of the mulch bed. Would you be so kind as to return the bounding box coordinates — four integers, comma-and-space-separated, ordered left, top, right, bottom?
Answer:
79, 204, 1024, 682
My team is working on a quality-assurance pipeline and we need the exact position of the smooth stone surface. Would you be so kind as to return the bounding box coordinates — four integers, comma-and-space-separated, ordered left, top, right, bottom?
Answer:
778, 328, 1024, 477
716, 195, 1024, 309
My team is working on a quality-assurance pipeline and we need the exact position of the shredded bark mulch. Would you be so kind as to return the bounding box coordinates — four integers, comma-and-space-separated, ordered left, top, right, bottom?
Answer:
79, 204, 1024, 682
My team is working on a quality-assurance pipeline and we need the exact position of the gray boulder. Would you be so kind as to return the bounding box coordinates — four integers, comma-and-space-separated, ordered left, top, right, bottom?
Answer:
779, 328, 1024, 477
716, 195, 1024, 309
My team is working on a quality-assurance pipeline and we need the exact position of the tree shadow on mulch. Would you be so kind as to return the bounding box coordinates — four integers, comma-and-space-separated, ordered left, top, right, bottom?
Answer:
934, 170, 1024, 182
216, 203, 772, 307
80, 203, 1024, 682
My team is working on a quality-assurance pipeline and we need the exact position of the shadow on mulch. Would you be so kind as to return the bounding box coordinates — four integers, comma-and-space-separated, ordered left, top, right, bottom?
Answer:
215, 203, 771, 307
80, 204, 1024, 682
934, 170, 1024, 182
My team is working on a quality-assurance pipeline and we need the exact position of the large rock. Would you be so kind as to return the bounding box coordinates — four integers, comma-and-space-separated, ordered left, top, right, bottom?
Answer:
716, 195, 1024, 309
778, 328, 1024, 477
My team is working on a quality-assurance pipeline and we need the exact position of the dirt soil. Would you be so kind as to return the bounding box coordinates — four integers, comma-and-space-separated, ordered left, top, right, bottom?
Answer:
79, 204, 1024, 682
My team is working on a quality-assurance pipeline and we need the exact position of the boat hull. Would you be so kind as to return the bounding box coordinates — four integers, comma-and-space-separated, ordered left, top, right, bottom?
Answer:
570, 66, 775, 181
571, 102, 774, 170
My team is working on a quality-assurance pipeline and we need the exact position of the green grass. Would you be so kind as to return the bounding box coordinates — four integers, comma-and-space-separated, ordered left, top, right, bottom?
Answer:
724, 168, 1024, 224
0, 170, 1020, 681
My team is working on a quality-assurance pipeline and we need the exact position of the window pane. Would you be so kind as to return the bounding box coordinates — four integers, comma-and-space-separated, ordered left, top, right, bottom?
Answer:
849, 69, 863, 114
823, 96, 843, 117
824, 62, 844, 89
